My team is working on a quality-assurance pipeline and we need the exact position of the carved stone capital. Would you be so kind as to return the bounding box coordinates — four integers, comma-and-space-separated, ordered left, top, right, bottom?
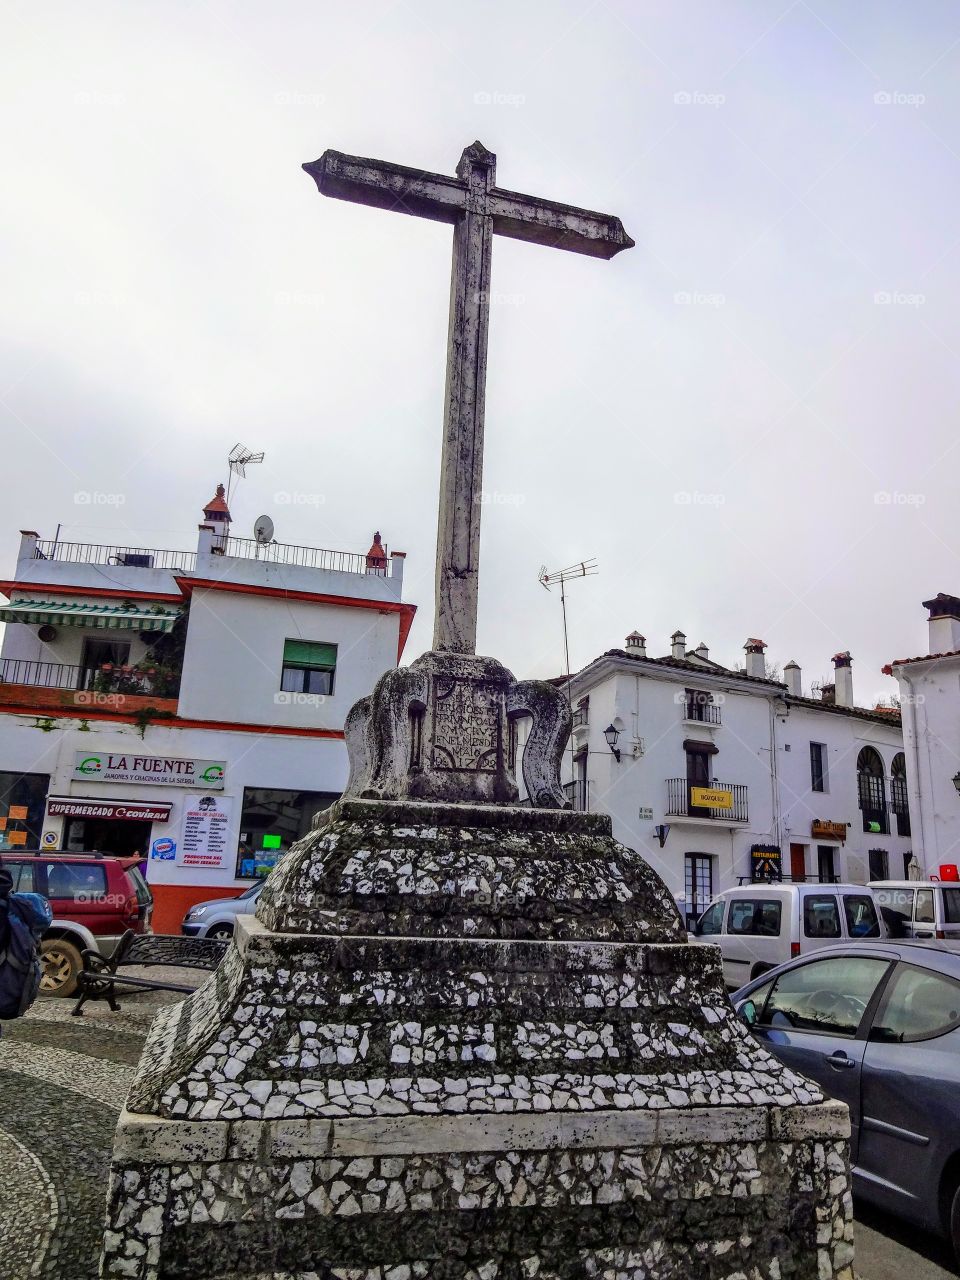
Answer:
343, 650, 571, 808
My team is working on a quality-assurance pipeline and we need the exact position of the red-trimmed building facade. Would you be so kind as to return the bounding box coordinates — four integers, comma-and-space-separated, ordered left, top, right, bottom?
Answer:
0, 489, 415, 931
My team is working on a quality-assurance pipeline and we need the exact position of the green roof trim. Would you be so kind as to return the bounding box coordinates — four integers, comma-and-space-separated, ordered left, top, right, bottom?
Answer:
0, 599, 181, 633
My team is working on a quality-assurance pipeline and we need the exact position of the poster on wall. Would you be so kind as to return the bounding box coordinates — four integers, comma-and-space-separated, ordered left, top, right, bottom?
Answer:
178, 796, 233, 870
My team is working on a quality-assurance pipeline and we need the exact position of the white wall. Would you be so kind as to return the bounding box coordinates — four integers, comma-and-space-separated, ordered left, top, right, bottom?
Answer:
894, 657, 960, 875
177, 588, 400, 728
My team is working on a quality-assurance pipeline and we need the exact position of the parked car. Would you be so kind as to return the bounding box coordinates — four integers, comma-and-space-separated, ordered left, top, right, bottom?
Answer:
869, 880, 960, 940
732, 942, 960, 1261
181, 881, 263, 938
2, 852, 153, 996
689, 882, 886, 987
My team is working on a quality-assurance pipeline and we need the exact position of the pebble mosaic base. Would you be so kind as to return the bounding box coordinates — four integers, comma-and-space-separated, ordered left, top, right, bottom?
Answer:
126, 933, 820, 1123
256, 801, 685, 943
104, 803, 855, 1279
103, 1135, 854, 1279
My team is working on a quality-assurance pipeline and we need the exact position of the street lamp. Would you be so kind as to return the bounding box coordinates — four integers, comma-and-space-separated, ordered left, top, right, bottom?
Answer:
604, 723, 621, 763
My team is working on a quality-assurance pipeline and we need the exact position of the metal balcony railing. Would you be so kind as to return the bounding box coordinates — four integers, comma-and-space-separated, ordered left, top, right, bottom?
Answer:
33, 541, 197, 572
666, 778, 748, 822
0, 658, 84, 689
683, 696, 721, 724
571, 706, 589, 730
563, 779, 590, 812
211, 535, 389, 576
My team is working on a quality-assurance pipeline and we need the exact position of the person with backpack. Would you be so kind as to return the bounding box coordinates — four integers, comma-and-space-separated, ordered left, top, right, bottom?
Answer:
0, 856, 53, 1026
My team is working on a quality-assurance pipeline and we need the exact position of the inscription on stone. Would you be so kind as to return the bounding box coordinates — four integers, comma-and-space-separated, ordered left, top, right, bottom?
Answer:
430, 677, 500, 771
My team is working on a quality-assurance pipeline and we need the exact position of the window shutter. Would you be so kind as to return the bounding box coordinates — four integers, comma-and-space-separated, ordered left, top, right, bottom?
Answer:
283, 640, 337, 667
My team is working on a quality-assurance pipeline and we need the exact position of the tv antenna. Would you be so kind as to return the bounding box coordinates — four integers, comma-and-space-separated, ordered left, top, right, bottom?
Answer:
226, 442, 265, 508
539, 559, 598, 789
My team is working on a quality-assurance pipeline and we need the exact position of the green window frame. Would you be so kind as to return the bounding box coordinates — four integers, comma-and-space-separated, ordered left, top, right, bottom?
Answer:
280, 639, 337, 697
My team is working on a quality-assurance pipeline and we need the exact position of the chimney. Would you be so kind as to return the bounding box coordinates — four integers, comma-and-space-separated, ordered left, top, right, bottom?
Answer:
670, 630, 686, 660
625, 631, 647, 657
365, 531, 388, 575
783, 659, 802, 697
819, 682, 836, 705
692, 641, 709, 661
744, 637, 767, 679
923, 593, 960, 653
202, 483, 232, 538
832, 652, 854, 708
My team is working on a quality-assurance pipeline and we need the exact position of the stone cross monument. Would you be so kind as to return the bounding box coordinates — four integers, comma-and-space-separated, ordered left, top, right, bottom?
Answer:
304, 142, 633, 655
100, 145, 855, 1280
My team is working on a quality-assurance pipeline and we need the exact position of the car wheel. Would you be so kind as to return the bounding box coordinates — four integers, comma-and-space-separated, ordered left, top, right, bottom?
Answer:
206, 924, 234, 940
40, 939, 83, 997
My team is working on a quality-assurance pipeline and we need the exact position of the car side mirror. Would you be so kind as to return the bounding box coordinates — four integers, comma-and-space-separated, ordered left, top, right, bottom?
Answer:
736, 999, 757, 1027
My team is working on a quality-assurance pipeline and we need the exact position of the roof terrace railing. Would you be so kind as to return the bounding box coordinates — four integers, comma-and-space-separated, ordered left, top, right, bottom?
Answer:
32, 541, 197, 572
211, 535, 390, 576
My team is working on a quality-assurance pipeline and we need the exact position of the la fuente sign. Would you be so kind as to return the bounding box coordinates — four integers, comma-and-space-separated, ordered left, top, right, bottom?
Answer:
72, 752, 225, 790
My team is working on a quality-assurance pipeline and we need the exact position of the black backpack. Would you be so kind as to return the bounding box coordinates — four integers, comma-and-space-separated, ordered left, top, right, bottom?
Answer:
0, 892, 53, 1020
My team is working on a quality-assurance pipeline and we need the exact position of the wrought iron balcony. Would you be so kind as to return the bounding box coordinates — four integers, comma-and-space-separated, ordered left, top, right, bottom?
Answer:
0, 658, 83, 689
682, 695, 721, 724
665, 778, 748, 823
33, 540, 197, 572
571, 706, 589, 730
563, 779, 590, 812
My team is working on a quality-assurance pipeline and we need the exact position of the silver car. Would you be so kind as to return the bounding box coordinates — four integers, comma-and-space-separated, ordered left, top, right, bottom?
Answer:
181, 881, 263, 938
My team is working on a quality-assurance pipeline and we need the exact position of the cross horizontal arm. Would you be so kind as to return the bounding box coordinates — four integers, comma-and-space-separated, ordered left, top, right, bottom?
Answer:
486, 187, 634, 259
303, 150, 468, 225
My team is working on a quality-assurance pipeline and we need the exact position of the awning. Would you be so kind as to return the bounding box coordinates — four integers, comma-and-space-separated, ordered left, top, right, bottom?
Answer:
0, 598, 180, 633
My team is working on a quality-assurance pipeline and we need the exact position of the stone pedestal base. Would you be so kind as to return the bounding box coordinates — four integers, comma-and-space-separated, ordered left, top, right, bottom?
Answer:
101, 802, 855, 1279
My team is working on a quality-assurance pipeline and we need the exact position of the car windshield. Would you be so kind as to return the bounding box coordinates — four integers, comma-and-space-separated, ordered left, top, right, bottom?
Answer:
239, 882, 263, 899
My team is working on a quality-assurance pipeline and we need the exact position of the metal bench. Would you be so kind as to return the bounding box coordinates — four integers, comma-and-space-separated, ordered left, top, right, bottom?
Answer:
71, 930, 228, 1016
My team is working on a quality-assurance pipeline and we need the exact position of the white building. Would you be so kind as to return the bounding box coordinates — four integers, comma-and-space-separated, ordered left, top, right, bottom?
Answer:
561, 630, 907, 925
0, 486, 415, 931
886, 592, 960, 878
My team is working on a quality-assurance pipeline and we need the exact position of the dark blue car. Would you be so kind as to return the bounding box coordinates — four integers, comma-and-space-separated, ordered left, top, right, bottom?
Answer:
733, 941, 960, 1260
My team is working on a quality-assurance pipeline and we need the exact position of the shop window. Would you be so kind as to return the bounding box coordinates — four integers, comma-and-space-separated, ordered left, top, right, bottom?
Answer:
236, 787, 339, 878
280, 640, 337, 696
0, 771, 49, 851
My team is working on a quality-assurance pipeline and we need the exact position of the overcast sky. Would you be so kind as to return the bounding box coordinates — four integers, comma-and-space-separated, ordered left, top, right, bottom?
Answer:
3, 1, 960, 703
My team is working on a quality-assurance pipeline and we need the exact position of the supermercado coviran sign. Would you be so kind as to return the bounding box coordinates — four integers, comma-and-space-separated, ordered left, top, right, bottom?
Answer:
72, 752, 225, 790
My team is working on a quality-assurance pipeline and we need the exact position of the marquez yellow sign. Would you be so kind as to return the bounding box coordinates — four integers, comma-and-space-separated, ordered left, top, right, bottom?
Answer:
690, 785, 733, 810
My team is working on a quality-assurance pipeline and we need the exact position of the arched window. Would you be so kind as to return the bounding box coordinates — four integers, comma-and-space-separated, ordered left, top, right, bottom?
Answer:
891, 752, 910, 837
858, 747, 888, 835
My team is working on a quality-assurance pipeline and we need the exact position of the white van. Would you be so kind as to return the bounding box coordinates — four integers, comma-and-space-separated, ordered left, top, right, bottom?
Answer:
868, 880, 960, 941
689, 882, 887, 987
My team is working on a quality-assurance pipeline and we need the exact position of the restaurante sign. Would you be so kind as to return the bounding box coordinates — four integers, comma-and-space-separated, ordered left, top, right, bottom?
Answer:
72, 753, 226, 790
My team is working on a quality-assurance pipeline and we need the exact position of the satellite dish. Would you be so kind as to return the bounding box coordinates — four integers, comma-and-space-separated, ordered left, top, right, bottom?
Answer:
254, 515, 275, 545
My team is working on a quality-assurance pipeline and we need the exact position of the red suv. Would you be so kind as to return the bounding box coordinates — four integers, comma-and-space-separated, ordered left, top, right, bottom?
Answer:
2, 853, 153, 996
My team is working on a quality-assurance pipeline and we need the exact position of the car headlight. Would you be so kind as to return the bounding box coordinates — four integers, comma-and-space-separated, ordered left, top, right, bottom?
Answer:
186, 906, 208, 920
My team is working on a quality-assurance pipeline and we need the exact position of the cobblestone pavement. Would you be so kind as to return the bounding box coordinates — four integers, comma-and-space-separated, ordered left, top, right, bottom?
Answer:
0, 983, 956, 1280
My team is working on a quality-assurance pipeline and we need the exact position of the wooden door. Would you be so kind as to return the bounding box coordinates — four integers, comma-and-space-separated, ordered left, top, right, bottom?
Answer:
790, 844, 807, 882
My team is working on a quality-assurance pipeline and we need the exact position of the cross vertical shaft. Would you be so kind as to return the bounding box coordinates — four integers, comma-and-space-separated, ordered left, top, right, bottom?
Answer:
434, 144, 495, 653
